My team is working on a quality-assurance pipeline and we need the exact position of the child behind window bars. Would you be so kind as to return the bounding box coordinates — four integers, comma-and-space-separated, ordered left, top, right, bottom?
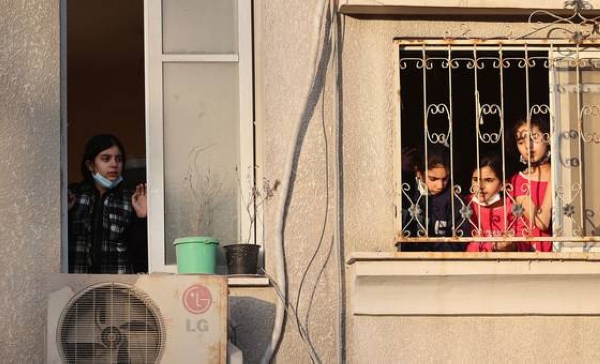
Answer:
465, 153, 518, 252
509, 117, 553, 252
398, 143, 469, 252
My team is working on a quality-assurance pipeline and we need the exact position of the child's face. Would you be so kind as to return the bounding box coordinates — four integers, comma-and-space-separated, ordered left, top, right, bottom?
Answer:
471, 166, 502, 203
87, 145, 124, 181
417, 165, 449, 196
515, 124, 549, 164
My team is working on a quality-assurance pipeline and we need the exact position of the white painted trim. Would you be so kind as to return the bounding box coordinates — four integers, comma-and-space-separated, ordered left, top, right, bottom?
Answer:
349, 252, 600, 315
228, 276, 270, 286
393, 42, 402, 238
253, 0, 267, 258
145, 0, 168, 272
238, 0, 255, 245
145, 0, 256, 272
162, 54, 239, 63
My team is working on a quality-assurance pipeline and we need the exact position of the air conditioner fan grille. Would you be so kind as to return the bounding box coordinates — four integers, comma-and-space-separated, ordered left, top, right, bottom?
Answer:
57, 282, 164, 364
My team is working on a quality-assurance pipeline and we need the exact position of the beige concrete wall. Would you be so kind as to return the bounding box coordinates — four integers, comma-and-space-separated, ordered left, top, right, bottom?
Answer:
253, 0, 342, 362
0, 1, 60, 363
340, 15, 600, 364
351, 316, 600, 363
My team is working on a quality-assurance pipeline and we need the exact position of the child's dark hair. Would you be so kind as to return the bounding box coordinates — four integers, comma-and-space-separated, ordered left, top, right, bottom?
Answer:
80, 134, 126, 182
473, 153, 503, 180
511, 116, 550, 143
415, 143, 451, 174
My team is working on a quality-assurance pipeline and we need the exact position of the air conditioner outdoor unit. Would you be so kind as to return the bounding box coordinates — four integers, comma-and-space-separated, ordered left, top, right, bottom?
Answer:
46, 273, 228, 364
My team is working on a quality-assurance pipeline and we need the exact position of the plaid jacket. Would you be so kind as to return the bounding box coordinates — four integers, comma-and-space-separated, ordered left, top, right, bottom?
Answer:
68, 181, 147, 273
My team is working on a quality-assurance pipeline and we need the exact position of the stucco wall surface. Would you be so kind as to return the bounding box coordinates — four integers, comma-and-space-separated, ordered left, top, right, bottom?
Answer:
256, 0, 342, 363
341, 15, 600, 364
341, 18, 542, 254
0, 0, 60, 363
351, 315, 600, 363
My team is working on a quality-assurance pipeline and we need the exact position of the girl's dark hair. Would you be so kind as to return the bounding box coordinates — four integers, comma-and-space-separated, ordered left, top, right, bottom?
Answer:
415, 143, 451, 174
80, 134, 126, 182
511, 116, 550, 141
473, 153, 503, 179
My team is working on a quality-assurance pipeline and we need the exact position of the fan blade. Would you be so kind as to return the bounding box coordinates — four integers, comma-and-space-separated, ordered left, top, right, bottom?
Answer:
120, 321, 162, 364
62, 342, 119, 364
92, 346, 121, 364
59, 284, 162, 364
120, 320, 159, 332
96, 288, 151, 328
61, 342, 104, 361
61, 304, 101, 347
117, 338, 132, 364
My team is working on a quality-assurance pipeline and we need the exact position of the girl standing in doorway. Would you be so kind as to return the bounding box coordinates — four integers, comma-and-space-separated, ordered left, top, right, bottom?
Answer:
68, 134, 148, 273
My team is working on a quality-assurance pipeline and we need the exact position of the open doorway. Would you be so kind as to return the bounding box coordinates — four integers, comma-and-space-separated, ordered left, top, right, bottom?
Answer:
65, 0, 147, 271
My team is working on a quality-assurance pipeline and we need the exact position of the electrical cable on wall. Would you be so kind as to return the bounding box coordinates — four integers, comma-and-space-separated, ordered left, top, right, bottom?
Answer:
293, 3, 337, 362
259, 0, 334, 363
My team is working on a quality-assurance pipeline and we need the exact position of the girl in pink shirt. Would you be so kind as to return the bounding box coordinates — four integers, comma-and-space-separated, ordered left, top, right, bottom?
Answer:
466, 155, 517, 252
509, 117, 553, 252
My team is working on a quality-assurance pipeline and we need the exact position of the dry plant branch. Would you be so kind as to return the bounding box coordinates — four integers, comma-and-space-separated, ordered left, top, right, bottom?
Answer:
184, 145, 223, 236
241, 166, 280, 244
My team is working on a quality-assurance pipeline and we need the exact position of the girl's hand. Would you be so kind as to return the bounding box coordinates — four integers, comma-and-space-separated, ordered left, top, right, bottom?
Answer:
132, 183, 148, 218
494, 241, 515, 252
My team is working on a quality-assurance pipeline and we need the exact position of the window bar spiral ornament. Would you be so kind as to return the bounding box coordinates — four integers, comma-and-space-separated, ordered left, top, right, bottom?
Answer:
522, 44, 535, 237
473, 45, 482, 237
499, 45, 510, 238
438, 1, 600, 43
518, 0, 600, 42
575, 42, 586, 238
396, 1, 600, 247
421, 44, 429, 238
400, 54, 425, 238
578, 101, 600, 243
446, 43, 459, 238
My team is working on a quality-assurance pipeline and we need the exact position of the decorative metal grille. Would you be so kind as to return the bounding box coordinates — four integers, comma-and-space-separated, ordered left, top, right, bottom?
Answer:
397, 1, 600, 252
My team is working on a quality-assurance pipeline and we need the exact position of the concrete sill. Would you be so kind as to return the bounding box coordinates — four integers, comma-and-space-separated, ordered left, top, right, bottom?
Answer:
348, 252, 600, 316
227, 275, 270, 287
338, 1, 600, 16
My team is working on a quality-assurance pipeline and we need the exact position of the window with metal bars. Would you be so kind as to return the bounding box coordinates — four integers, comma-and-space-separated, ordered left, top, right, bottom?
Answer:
397, 41, 600, 253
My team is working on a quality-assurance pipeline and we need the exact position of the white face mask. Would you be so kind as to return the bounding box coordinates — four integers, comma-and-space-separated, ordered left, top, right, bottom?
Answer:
93, 172, 123, 189
416, 177, 429, 196
471, 192, 501, 207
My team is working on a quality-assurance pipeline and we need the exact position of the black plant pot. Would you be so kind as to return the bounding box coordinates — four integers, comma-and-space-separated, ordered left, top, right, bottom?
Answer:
224, 244, 260, 275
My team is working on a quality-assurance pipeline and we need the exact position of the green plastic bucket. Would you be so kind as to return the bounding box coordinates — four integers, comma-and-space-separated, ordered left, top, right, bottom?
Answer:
174, 236, 219, 274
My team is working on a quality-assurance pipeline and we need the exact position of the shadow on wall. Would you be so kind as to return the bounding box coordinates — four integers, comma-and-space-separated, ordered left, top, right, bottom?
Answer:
229, 296, 275, 364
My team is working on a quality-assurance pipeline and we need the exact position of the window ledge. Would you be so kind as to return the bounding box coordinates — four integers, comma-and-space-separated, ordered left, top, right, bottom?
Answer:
150, 265, 270, 287
227, 275, 270, 287
338, 1, 600, 16
348, 252, 600, 315
148, 266, 270, 287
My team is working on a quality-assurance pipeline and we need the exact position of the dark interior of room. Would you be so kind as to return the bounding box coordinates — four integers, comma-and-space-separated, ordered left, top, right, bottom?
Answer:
67, 0, 146, 187
400, 50, 550, 190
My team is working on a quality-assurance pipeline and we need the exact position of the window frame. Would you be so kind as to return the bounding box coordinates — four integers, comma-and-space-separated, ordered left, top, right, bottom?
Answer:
145, 0, 255, 273
395, 39, 600, 251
